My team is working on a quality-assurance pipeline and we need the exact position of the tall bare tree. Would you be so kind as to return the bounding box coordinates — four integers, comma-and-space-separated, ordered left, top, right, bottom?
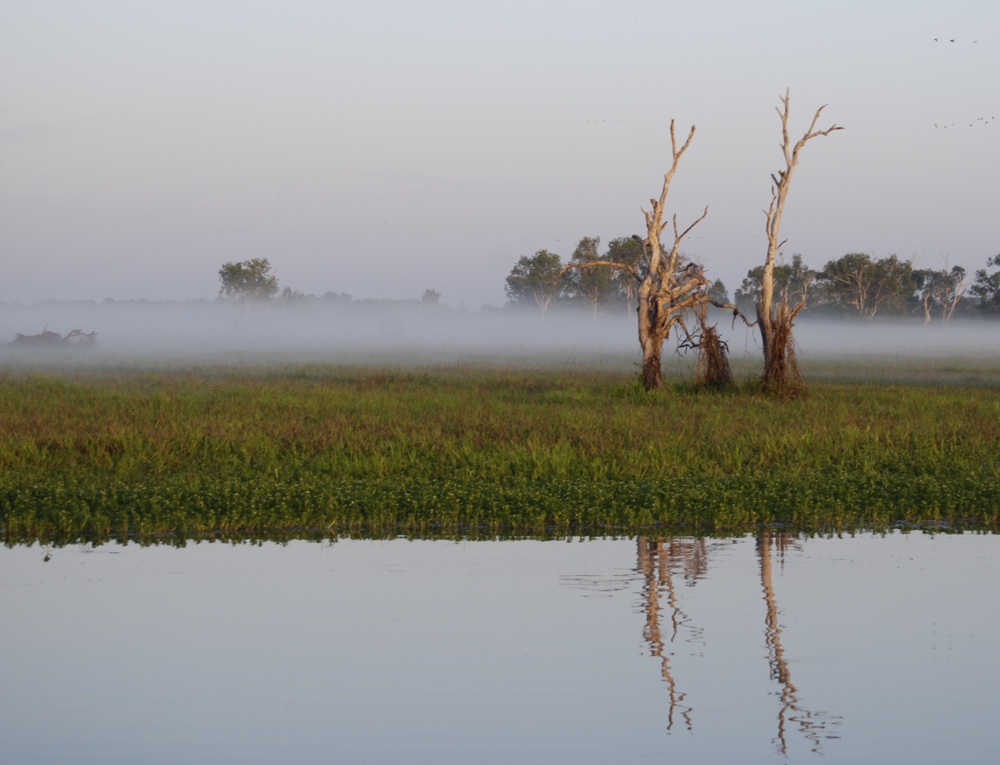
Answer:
758, 91, 842, 393
563, 122, 727, 390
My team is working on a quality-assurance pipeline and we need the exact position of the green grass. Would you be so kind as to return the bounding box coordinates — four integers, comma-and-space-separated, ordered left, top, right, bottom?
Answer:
2, 361, 998, 544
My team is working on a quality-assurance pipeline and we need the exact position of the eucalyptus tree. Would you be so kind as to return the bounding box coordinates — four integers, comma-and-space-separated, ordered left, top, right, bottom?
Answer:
735, 254, 814, 313
566, 236, 624, 315
815, 253, 915, 319
218, 258, 280, 302
604, 236, 647, 315
504, 250, 566, 314
914, 264, 967, 322
971, 254, 1000, 314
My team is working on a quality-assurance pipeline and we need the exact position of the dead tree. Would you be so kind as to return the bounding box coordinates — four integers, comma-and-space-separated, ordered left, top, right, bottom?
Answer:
12, 328, 97, 348
758, 91, 842, 394
563, 122, 736, 390
686, 301, 733, 388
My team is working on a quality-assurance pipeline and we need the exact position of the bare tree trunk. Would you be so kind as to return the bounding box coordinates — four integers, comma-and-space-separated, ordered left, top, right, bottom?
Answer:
758, 296, 801, 390
945, 274, 967, 322
758, 91, 842, 395
638, 283, 665, 389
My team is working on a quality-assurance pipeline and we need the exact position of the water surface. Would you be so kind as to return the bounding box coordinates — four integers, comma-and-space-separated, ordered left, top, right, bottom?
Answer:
1, 533, 997, 764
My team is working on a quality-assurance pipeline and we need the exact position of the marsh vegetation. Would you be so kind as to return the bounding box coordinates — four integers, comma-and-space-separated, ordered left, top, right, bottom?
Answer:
2, 357, 997, 545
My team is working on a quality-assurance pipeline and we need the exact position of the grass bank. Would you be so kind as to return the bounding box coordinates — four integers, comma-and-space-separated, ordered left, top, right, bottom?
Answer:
2, 362, 998, 543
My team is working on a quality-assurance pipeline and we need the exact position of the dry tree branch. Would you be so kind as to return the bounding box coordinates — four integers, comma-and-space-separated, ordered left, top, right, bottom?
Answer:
558, 260, 642, 282
675, 207, 710, 244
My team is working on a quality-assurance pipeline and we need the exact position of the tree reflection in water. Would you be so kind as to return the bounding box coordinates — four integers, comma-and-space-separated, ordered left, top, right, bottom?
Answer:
637, 535, 841, 753
636, 537, 698, 731
757, 533, 841, 755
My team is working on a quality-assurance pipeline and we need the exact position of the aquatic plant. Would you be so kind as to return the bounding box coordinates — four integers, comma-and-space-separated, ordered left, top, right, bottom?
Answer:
1, 363, 997, 544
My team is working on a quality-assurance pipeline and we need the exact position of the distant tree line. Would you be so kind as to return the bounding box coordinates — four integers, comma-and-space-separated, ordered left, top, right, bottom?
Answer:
505, 247, 1000, 322
217, 258, 441, 308
732, 252, 1000, 321
504, 237, 727, 317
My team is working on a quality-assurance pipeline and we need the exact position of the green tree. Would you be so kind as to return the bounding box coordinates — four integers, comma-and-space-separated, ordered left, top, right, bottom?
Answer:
504, 250, 566, 314
815, 253, 915, 318
218, 258, 280, 302
971, 254, 1000, 314
605, 236, 647, 315
566, 236, 623, 315
735, 254, 814, 313
421, 288, 441, 306
708, 279, 729, 305
914, 265, 967, 322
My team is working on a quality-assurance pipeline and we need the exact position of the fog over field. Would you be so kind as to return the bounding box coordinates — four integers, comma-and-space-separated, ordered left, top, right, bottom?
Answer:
2, 301, 998, 372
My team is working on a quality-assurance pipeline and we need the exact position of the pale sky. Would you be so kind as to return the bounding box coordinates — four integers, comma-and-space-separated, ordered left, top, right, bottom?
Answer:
2, 1, 998, 307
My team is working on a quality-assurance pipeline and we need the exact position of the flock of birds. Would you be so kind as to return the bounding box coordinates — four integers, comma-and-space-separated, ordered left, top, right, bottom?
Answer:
935, 117, 995, 128
583, 38, 992, 132
931, 38, 993, 129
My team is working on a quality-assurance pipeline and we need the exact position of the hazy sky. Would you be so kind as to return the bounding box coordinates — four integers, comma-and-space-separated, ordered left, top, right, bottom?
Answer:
2, 1, 998, 307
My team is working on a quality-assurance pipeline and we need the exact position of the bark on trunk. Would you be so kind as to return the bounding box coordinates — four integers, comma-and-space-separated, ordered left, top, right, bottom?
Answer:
758, 295, 801, 393
641, 336, 664, 391
638, 289, 664, 390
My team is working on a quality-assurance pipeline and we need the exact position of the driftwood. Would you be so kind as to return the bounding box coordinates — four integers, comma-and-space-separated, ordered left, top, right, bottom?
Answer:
11, 328, 97, 347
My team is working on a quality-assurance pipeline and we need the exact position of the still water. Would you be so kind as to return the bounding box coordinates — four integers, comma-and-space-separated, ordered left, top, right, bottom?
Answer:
1, 533, 997, 764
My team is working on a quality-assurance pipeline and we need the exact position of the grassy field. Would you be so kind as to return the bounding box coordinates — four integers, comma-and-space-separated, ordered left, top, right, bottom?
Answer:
1, 358, 999, 543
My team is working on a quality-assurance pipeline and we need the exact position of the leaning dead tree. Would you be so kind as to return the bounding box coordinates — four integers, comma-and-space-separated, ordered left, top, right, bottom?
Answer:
11, 328, 97, 348
758, 91, 842, 393
563, 122, 735, 390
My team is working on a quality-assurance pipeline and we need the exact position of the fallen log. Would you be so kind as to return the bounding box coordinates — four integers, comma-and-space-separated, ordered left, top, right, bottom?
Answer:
11, 328, 97, 347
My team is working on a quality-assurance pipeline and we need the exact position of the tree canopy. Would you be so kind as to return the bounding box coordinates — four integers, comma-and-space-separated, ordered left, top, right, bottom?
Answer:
565, 237, 624, 315
504, 250, 566, 314
914, 265, 967, 322
971, 255, 1000, 315
735, 254, 813, 313
218, 258, 280, 302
